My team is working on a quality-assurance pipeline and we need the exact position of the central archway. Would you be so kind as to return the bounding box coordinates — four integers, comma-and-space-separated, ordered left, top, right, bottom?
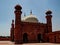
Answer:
23, 33, 28, 43
37, 34, 42, 42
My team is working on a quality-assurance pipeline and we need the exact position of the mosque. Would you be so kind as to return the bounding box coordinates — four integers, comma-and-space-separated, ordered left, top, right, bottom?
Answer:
10, 4, 60, 44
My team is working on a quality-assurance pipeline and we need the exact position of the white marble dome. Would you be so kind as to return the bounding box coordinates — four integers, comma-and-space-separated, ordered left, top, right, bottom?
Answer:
22, 11, 38, 23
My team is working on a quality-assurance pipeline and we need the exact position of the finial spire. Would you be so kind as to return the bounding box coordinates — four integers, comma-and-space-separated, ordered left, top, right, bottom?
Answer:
30, 10, 32, 15
24, 13, 26, 17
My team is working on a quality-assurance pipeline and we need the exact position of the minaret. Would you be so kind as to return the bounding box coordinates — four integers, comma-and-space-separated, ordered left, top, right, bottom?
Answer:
45, 10, 52, 33
14, 4, 22, 44
10, 20, 14, 42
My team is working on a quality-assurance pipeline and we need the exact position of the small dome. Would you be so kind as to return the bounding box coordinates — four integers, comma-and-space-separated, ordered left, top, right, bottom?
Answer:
22, 11, 38, 23
45, 10, 52, 15
15, 4, 22, 10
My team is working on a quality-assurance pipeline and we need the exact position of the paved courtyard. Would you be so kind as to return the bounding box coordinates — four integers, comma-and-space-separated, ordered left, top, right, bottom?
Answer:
0, 41, 60, 45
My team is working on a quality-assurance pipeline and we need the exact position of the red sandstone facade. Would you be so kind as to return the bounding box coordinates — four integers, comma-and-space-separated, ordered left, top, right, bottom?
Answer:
10, 4, 60, 44
46, 31, 60, 43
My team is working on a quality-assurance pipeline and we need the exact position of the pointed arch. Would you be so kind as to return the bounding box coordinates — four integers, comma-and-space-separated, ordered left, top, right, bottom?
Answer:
37, 34, 42, 42
23, 33, 28, 43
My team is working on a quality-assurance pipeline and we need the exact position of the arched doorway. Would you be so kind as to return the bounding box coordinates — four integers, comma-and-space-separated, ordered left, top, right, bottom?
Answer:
37, 34, 42, 42
54, 36, 56, 43
23, 33, 28, 43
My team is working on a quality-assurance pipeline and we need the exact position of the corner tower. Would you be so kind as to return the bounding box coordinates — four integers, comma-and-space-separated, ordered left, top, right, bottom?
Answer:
10, 20, 14, 42
45, 10, 52, 33
14, 5, 22, 44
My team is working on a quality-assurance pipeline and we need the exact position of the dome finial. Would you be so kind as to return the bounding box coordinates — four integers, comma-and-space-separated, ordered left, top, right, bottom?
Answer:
30, 10, 32, 15
24, 13, 26, 17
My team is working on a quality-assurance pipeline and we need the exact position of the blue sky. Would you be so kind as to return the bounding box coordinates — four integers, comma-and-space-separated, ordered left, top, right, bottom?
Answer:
0, 0, 60, 36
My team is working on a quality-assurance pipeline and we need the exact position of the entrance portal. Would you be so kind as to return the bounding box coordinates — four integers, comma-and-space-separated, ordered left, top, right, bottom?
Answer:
37, 34, 42, 42
23, 33, 28, 43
